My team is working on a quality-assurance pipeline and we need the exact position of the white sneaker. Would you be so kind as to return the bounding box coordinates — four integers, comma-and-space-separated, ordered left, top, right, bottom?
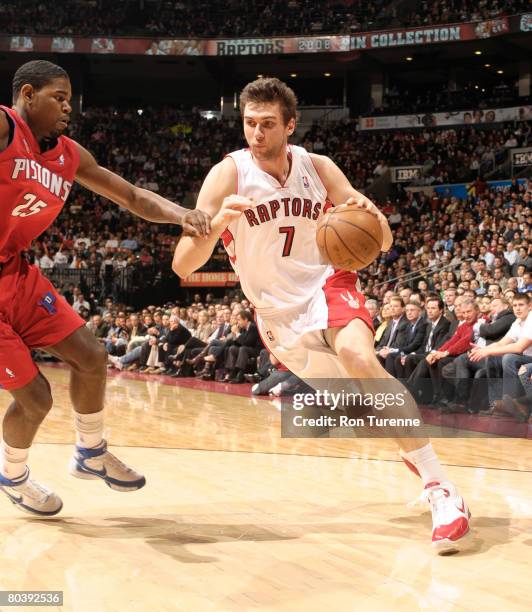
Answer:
108, 355, 123, 371
409, 480, 471, 554
69, 440, 145, 492
0, 468, 63, 516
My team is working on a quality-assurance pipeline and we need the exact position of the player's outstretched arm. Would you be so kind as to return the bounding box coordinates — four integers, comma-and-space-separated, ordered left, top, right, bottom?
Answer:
74, 143, 210, 236
172, 157, 251, 278
310, 153, 393, 251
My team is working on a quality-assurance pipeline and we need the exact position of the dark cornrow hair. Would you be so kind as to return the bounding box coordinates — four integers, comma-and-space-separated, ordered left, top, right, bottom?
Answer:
12, 60, 68, 102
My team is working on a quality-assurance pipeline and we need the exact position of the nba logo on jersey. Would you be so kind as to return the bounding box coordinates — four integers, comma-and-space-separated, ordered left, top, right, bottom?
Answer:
266, 330, 275, 342
38, 291, 57, 315
302, 175, 309, 188
59, 154, 65, 166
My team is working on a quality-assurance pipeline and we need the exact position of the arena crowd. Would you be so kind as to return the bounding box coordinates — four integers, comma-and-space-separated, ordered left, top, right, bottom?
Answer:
0, 0, 529, 38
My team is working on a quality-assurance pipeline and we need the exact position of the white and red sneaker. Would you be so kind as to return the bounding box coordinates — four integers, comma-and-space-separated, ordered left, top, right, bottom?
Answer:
409, 481, 471, 554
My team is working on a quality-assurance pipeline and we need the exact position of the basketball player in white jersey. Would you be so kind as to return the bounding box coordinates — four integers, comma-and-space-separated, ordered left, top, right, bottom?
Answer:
172, 78, 470, 553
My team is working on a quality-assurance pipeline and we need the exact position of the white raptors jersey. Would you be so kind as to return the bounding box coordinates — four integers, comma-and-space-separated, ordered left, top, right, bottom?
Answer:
223, 145, 335, 313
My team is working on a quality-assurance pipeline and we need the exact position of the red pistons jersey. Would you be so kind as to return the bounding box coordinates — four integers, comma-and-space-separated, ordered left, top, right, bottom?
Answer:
0, 105, 79, 263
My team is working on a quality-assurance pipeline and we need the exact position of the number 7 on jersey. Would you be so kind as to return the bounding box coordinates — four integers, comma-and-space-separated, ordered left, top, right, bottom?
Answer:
279, 226, 295, 257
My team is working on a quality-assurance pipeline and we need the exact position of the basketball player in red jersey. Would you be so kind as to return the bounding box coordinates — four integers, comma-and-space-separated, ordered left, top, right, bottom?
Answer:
0, 60, 210, 516
172, 78, 471, 554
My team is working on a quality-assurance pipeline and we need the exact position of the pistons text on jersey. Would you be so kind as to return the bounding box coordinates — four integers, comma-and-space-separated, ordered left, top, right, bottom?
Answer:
11, 158, 72, 203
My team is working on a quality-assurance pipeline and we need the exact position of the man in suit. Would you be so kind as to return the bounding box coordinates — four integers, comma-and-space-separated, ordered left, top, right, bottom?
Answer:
408, 298, 479, 405
397, 296, 450, 380
365, 299, 381, 329
443, 288, 458, 323
208, 310, 232, 342
223, 309, 263, 383
376, 296, 407, 363
383, 301, 427, 377
195, 308, 233, 378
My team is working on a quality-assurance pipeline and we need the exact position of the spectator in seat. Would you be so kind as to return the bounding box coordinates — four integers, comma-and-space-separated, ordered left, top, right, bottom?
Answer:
104, 313, 129, 356
443, 288, 458, 322
87, 314, 110, 341
397, 296, 450, 380
442, 297, 515, 413
222, 310, 263, 384
469, 293, 532, 411
172, 310, 213, 376
376, 296, 407, 361
126, 313, 147, 350
383, 301, 427, 377
407, 299, 479, 407
156, 315, 192, 374
374, 303, 392, 345
72, 293, 90, 314
365, 299, 380, 329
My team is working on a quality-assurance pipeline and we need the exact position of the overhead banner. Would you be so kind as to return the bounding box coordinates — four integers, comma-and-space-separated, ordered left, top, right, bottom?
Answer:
391, 166, 424, 182
0, 14, 526, 57
511, 147, 532, 167
359, 105, 532, 130
180, 272, 238, 287
433, 178, 528, 199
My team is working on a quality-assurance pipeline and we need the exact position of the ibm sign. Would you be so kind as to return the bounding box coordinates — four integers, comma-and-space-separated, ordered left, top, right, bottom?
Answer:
511, 147, 532, 167
391, 166, 423, 183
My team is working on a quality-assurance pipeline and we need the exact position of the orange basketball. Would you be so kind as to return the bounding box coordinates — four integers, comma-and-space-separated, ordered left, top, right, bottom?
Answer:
316, 205, 383, 270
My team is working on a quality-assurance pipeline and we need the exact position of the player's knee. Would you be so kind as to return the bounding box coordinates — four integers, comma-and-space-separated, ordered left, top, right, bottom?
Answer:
71, 342, 108, 373
85, 343, 109, 371
19, 375, 53, 417
337, 346, 375, 375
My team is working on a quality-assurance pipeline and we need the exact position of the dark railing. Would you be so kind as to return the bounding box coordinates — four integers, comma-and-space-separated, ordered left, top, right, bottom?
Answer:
41, 261, 236, 307
42, 265, 171, 307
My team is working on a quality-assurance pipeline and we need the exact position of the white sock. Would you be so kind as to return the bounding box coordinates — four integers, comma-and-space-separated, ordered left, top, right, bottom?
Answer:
74, 410, 104, 449
401, 443, 447, 486
1, 439, 29, 480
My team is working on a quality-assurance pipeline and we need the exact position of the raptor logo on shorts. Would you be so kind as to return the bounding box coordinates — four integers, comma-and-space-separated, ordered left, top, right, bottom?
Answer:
5, 368, 15, 378
38, 291, 57, 315
340, 290, 360, 309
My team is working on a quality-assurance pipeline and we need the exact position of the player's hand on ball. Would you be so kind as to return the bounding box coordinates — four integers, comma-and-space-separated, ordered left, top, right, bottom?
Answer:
182, 209, 212, 237
212, 195, 253, 230
344, 196, 381, 218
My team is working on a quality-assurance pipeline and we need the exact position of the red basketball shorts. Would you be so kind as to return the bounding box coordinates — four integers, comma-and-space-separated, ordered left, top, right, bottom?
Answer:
255, 269, 374, 379
0, 256, 85, 391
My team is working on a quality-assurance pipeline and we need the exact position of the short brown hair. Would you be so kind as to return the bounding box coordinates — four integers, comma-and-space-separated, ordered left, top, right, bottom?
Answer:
239, 78, 297, 125
389, 296, 405, 307
513, 293, 530, 304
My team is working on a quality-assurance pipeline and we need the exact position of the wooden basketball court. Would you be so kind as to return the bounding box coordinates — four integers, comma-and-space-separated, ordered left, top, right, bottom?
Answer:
0, 365, 530, 611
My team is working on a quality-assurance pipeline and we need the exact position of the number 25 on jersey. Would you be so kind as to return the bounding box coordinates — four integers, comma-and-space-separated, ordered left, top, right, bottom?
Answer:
11, 193, 48, 217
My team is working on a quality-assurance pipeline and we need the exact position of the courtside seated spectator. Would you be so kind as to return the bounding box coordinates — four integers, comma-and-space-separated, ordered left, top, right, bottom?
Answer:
407, 299, 481, 406
221, 310, 263, 384
468, 294, 532, 412
441, 297, 515, 413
